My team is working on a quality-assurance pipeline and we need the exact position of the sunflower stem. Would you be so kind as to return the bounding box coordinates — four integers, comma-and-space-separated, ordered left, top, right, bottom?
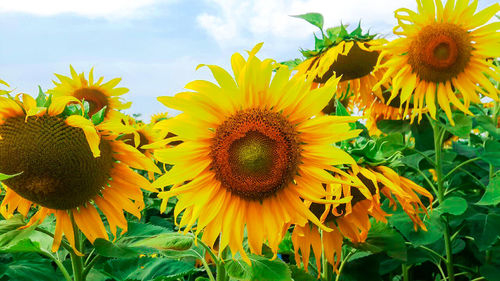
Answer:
69, 211, 84, 281
334, 249, 355, 281
39, 249, 72, 281
430, 117, 455, 281
402, 263, 410, 281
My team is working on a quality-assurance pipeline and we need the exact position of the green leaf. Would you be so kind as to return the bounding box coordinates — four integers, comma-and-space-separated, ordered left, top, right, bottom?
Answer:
0, 239, 41, 253
291, 13, 324, 31
476, 176, 500, 205
0, 171, 22, 181
289, 265, 316, 281
133, 233, 194, 251
481, 264, 500, 281
335, 99, 351, 117
475, 116, 500, 139
465, 213, 500, 251
444, 113, 472, 138
280, 59, 303, 69
389, 210, 444, 246
355, 221, 407, 261
99, 257, 196, 281
338, 24, 349, 39
351, 22, 363, 37
225, 254, 292, 281
93, 238, 145, 258
410, 117, 435, 151
326, 26, 341, 39
480, 140, 500, 167
35, 86, 46, 107
375, 120, 410, 134
0, 216, 38, 251
0, 253, 60, 281
314, 33, 325, 50
91, 105, 107, 125
436, 196, 468, 216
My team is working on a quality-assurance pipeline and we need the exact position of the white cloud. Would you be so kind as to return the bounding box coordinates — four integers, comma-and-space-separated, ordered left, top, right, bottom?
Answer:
0, 0, 172, 19
197, 0, 417, 47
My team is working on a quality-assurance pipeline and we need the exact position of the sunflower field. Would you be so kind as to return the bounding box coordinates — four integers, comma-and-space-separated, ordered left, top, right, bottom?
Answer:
0, 0, 499, 280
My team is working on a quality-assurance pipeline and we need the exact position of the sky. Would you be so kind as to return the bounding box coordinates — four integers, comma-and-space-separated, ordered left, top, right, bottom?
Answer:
0, 0, 497, 119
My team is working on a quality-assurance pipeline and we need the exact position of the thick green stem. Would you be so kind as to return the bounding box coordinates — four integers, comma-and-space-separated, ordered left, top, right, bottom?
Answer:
69, 212, 84, 281
432, 120, 455, 281
402, 264, 410, 281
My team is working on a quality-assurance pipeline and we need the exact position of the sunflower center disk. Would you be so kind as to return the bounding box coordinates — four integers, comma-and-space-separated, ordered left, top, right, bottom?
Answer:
0, 116, 113, 210
408, 23, 471, 82
316, 43, 379, 83
211, 109, 300, 201
73, 88, 109, 116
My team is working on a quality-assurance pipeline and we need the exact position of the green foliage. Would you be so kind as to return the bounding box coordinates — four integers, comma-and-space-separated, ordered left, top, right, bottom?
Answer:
225, 254, 292, 281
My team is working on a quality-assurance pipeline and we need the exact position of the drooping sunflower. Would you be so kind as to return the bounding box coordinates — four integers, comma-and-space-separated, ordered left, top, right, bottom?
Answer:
152, 43, 363, 262
49, 66, 131, 118
290, 21, 387, 115
292, 166, 433, 272
0, 92, 159, 253
375, 0, 500, 125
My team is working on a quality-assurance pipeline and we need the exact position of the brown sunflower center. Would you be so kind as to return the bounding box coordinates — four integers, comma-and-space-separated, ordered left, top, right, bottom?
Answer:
408, 23, 471, 83
73, 88, 109, 116
0, 116, 114, 210
315, 42, 379, 83
211, 109, 300, 200
121, 131, 149, 153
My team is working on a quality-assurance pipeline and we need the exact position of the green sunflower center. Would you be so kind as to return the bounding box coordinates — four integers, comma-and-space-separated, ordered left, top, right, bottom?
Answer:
211, 109, 300, 201
73, 88, 109, 116
315, 42, 379, 83
408, 23, 471, 83
0, 116, 113, 210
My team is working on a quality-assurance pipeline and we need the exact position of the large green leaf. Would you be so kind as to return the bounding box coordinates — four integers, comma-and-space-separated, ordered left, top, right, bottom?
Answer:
355, 221, 407, 261
0, 215, 38, 251
476, 176, 500, 205
376, 120, 411, 134
133, 232, 194, 251
289, 265, 316, 281
225, 254, 292, 281
444, 113, 472, 138
0, 172, 22, 181
0, 253, 60, 281
465, 213, 500, 251
480, 140, 500, 167
98, 257, 196, 281
436, 196, 468, 216
93, 238, 147, 258
389, 210, 444, 246
475, 116, 500, 139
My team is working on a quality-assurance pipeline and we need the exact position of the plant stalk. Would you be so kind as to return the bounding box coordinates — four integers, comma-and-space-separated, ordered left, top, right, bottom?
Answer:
69, 211, 84, 281
431, 120, 455, 281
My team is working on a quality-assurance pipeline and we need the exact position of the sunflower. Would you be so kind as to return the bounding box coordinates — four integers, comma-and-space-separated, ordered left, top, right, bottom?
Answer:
0, 92, 159, 254
292, 166, 433, 272
292, 22, 387, 115
374, 0, 500, 125
49, 66, 131, 118
151, 43, 363, 263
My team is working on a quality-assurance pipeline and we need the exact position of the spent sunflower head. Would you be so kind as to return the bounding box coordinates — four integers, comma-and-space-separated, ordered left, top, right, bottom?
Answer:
48, 66, 131, 118
151, 43, 363, 263
374, 0, 500, 125
0, 89, 160, 254
292, 165, 433, 272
